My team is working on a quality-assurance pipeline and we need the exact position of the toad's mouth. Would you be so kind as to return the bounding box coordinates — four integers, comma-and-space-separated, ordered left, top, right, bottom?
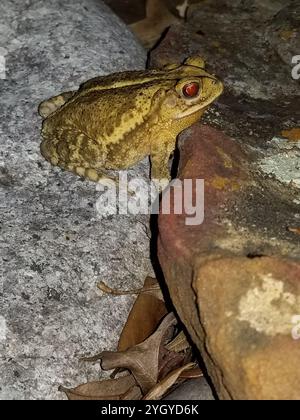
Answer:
176, 96, 219, 119
175, 102, 207, 119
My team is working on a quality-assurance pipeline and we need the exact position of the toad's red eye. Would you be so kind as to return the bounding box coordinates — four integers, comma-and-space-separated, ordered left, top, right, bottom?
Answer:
182, 82, 200, 98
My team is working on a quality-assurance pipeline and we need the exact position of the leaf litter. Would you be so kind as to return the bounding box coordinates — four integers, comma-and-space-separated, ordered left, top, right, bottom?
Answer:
60, 277, 201, 400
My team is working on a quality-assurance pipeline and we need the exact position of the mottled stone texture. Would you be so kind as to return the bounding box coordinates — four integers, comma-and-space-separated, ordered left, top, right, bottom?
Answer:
164, 377, 214, 401
158, 125, 300, 400
194, 257, 300, 400
0, 0, 151, 400
156, 0, 300, 400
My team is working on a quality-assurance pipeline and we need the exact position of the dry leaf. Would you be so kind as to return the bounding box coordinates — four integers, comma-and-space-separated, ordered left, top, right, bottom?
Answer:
97, 277, 167, 351
158, 344, 192, 381
60, 375, 142, 400
288, 227, 300, 235
61, 277, 198, 400
176, 0, 189, 18
158, 331, 194, 380
279, 29, 297, 41
118, 277, 167, 351
98, 281, 142, 296
179, 367, 203, 379
143, 362, 196, 400
130, 0, 179, 48
97, 278, 164, 300
99, 313, 177, 393
165, 330, 190, 353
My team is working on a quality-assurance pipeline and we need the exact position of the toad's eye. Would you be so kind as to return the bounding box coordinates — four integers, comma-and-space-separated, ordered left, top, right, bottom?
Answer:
182, 82, 200, 98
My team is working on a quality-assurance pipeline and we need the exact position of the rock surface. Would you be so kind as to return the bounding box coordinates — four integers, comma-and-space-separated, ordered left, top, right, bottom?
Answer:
158, 125, 300, 400
156, 0, 300, 400
164, 377, 215, 401
0, 0, 151, 400
195, 256, 300, 400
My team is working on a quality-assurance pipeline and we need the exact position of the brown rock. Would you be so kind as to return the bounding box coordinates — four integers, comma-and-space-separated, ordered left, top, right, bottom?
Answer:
157, 125, 300, 399
194, 256, 300, 400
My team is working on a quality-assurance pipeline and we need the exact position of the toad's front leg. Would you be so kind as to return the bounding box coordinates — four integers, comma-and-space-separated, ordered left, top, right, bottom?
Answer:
150, 139, 176, 181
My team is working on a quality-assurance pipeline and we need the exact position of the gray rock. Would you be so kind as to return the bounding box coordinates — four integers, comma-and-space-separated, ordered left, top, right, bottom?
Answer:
152, 0, 300, 155
0, 0, 152, 400
265, 1, 300, 65
164, 377, 215, 401
186, 0, 300, 101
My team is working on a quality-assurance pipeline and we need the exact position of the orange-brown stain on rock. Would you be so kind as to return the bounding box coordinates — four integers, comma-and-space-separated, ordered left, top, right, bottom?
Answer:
210, 175, 241, 192
216, 147, 234, 169
279, 29, 297, 41
281, 128, 300, 142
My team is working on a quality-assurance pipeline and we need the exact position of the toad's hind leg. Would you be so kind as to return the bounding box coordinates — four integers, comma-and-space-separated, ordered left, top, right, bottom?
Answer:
40, 126, 113, 183
38, 91, 75, 119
